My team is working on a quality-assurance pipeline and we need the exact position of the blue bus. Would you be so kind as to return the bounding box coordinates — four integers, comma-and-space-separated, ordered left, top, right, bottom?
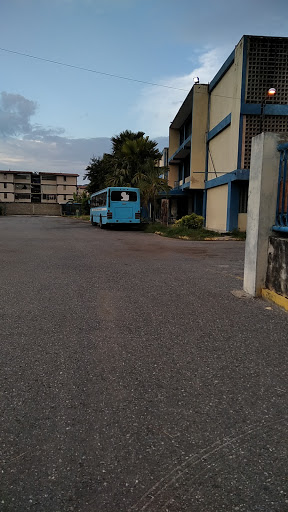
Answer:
90, 187, 141, 228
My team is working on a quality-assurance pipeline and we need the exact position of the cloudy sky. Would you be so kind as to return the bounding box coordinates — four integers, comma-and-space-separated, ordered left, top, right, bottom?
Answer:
1, 0, 287, 182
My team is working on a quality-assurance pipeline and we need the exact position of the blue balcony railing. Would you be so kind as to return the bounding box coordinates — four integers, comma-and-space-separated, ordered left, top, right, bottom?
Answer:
273, 143, 288, 233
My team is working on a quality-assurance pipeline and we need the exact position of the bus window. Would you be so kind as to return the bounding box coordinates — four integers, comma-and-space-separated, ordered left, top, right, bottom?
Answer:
111, 191, 137, 202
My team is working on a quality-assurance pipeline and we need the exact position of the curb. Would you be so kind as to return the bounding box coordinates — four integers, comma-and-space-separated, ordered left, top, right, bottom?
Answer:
262, 288, 288, 312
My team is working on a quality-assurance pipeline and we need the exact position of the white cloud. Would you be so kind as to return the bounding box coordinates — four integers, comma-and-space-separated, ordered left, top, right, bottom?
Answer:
134, 47, 230, 137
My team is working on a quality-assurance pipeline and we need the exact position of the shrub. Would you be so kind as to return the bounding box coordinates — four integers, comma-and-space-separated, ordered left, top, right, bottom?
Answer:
173, 213, 204, 230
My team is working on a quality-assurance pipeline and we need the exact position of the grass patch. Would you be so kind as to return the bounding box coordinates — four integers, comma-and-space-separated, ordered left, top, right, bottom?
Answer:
143, 223, 245, 241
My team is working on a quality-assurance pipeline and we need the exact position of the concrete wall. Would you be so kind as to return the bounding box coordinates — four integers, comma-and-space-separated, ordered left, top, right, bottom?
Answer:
209, 65, 234, 130
243, 133, 281, 296
0, 192, 14, 202
238, 213, 247, 232
190, 85, 208, 190
167, 165, 179, 189
41, 184, 57, 194
57, 185, 75, 194
207, 38, 243, 179
208, 126, 234, 177
3, 203, 62, 216
169, 127, 179, 157
266, 236, 288, 298
206, 184, 228, 231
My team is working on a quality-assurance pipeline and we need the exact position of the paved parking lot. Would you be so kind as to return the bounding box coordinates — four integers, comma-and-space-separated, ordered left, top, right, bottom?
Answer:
1, 216, 287, 511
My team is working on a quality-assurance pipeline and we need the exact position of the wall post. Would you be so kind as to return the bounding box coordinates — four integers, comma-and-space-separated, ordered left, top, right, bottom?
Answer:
243, 133, 280, 296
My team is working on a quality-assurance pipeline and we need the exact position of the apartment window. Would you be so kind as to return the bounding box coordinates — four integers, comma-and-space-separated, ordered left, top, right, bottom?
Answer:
64, 176, 67, 181
15, 183, 29, 190
63, 185, 66, 190
4, 182, 7, 188
4, 193, 7, 199
4, 173, 7, 179
15, 193, 30, 200
42, 175, 56, 181
15, 174, 29, 180
43, 194, 56, 200
63, 195, 66, 201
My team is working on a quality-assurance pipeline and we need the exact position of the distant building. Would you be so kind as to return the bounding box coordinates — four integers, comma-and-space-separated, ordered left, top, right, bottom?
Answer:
0, 171, 78, 204
167, 35, 288, 231
157, 147, 169, 180
76, 184, 89, 196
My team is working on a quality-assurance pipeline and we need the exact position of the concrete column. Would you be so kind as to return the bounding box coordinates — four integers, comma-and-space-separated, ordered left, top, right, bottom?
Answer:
243, 133, 280, 296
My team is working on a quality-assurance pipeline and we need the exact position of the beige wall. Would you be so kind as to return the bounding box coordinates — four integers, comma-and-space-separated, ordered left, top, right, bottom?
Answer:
56, 176, 77, 185
207, 39, 244, 179
3, 203, 61, 216
0, 172, 14, 183
209, 65, 234, 130
41, 184, 57, 194
57, 185, 76, 194
58, 194, 74, 204
0, 183, 14, 193
168, 165, 179, 188
238, 213, 247, 232
0, 192, 14, 202
169, 128, 179, 158
190, 85, 209, 189
206, 184, 228, 231
208, 126, 235, 177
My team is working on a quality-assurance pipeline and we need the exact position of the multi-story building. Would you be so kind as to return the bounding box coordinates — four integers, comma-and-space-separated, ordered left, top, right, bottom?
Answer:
76, 184, 89, 196
167, 35, 288, 231
0, 171, 78, 204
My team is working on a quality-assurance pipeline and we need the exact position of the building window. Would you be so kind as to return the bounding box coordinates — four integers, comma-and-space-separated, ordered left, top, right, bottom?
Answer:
4, 182, 7, 188
42, 175, 56, 181
63, 195, 66, 201
15, 193, 30, 200
43, 194, 56, 200
4, 192, 7, 199
64, 176, 67, 181
4, 173, 7, 179
15, 174, 30, 180
63, 185, 66, 190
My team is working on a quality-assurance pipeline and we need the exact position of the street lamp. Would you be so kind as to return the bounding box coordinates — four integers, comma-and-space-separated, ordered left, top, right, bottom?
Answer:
260, 87, 277, 132
193, 77, 200, 84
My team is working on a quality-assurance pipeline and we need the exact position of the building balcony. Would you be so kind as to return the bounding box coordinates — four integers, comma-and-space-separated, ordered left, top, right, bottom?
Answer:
173, 177, 190, 190
169, 135, 192, 165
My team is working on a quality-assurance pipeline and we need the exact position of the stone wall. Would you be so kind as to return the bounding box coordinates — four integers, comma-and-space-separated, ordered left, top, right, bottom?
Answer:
2, 202, 62, 216
266, 236, 288, 299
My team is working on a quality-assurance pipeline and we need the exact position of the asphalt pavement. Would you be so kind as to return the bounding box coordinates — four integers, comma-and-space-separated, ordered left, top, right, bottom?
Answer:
0, 216, 287, 512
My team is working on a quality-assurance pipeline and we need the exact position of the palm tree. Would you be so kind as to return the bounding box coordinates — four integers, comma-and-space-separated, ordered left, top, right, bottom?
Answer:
137, 161, 171, 221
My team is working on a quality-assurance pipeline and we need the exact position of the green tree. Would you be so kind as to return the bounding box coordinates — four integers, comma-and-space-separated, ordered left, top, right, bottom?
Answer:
137, 160, 171, 221
84, 131, 164, 198
105, 134, 162, 187
72, 191, 90, 214
111, 130, 145, 154
84, 155, 111, 194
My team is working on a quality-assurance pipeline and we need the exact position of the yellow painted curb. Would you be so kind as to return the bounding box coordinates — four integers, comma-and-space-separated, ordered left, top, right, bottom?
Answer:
262, 288, 288, 312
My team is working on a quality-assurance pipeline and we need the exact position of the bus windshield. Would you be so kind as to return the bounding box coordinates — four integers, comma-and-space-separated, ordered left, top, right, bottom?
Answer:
110, 190, 137, 202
